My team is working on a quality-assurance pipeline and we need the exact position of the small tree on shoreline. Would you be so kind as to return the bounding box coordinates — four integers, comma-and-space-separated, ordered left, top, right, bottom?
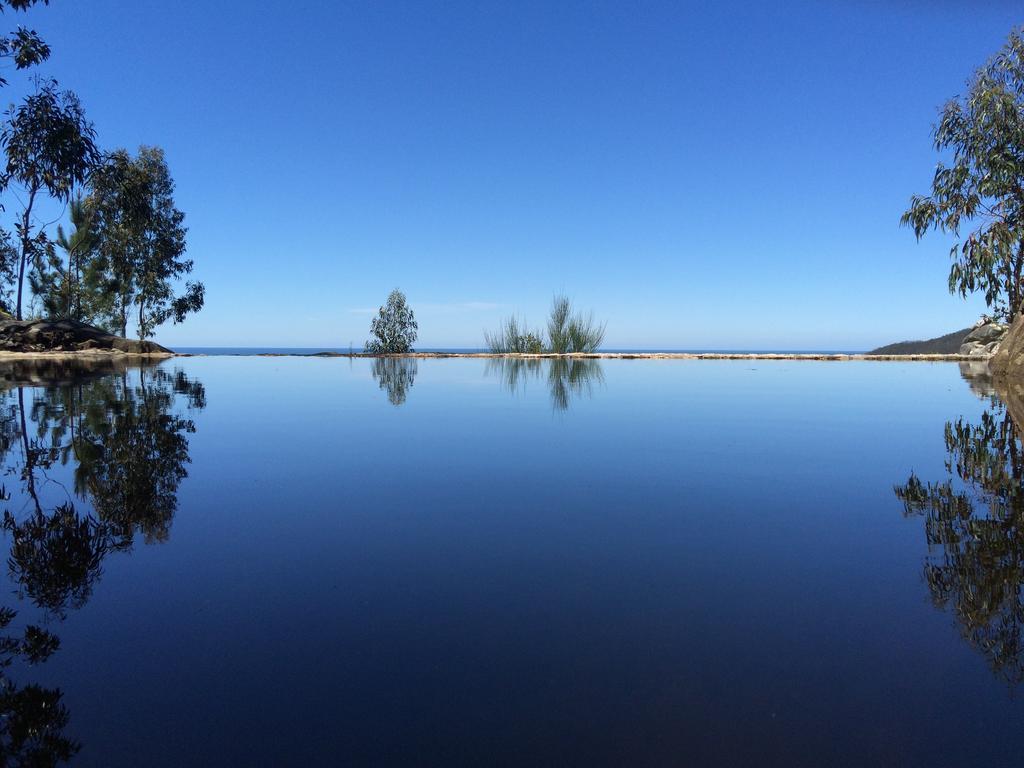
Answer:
365, 289, 418, 353
902, 28, 1024, 322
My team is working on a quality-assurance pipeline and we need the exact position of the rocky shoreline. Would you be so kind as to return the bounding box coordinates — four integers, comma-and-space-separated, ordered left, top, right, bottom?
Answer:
0, 318, 172, 356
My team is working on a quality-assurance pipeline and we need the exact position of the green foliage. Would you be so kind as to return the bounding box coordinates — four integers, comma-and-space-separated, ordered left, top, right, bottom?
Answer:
902, 27, 1024, 320
1, 79, 99, 320
484, 315, 545, 353
484, 295, 606, 354
365, 289, 418, 353
30, 194, 105, 321
0, 7, 204, 340
0, 2, 52, 89
546, 294, 605, 353
87, 147, 203, 338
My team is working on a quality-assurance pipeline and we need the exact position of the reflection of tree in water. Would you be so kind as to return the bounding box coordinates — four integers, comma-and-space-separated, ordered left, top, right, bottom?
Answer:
0, 607, 76, 765
894, 388, 1024, 686
0, 361, 205, 764
3, 504, 107, 618
485, 357, 604, 411
372, 357, 417, 406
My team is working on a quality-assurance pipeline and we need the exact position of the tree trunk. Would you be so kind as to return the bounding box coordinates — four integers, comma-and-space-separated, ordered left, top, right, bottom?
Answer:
65, 246, 74, 319
15, 186, 38, 321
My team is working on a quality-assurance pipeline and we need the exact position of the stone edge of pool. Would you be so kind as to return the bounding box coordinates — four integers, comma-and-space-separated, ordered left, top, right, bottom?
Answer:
0, 350, 993, 362
190, 351, 988, 362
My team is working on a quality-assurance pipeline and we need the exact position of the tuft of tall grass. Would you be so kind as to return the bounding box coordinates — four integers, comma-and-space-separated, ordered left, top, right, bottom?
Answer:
484, 315, 545, 353
546, 295, 605, 353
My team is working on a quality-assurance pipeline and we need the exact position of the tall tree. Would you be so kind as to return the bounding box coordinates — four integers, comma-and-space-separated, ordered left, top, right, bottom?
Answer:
87, 147, 204, 338
902, 28, 1024, 321
0, 79, 98, 320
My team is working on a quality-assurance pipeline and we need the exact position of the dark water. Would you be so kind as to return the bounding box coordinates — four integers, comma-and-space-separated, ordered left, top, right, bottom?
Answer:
0, 356, 1020, 766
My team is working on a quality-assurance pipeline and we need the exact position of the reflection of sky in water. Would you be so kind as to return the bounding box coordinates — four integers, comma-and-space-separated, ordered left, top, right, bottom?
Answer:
0, 357, 1019, 765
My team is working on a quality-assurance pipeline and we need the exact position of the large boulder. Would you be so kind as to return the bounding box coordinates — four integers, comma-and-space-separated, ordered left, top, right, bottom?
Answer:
964, 321, 1007, 344
0, 319, 172, 355
989, 313, 1024, 377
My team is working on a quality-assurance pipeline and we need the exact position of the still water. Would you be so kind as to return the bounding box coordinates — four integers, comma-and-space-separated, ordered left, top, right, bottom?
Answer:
0, 356, 1020, 766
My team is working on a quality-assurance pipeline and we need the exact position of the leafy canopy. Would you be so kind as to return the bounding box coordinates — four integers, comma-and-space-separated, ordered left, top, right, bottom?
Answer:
1, 79, 97, 202
902, 28, 1024, 320
87, 147, 204, 338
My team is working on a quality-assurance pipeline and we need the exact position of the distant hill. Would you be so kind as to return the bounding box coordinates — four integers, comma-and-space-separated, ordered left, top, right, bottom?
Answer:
868, 327, 971, 355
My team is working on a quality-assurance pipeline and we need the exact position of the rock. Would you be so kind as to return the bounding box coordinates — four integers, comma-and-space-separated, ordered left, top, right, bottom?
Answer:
990, 314, 1024, 377
0, 319, 172, 355
964, 322, 1007, 344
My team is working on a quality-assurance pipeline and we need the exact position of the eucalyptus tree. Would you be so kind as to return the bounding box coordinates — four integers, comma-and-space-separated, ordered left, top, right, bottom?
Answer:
87, 147, 204, 338
902, 28, 1024, 321
0, 0, 52, 88
365, 289, 418, 353
0, 79, 98, 320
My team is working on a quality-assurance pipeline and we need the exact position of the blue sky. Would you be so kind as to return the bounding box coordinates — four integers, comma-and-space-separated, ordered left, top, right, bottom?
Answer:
11, 0, 1023, 349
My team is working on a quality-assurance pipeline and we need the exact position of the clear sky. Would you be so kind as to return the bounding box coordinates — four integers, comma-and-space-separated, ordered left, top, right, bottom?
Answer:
13, 0, 1024, 349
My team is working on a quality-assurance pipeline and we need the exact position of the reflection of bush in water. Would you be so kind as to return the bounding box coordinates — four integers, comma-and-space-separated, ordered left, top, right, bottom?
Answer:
372, 357, 418, 406
895, 399, 1024, 686
485, 358, 603, 411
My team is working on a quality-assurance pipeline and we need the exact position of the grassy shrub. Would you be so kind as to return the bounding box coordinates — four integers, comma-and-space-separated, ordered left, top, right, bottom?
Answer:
484, 315, 545, 353
484, 295, 605, 353
546, 295, 605, 353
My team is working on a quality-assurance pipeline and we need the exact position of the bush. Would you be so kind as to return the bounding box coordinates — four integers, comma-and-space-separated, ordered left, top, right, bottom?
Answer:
484, 315, 545, 353
546, 295, 605, 353
484, 295, 605, 353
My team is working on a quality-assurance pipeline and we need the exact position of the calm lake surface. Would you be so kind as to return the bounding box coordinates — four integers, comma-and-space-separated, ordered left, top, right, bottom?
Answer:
0, 356, 1020, 766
